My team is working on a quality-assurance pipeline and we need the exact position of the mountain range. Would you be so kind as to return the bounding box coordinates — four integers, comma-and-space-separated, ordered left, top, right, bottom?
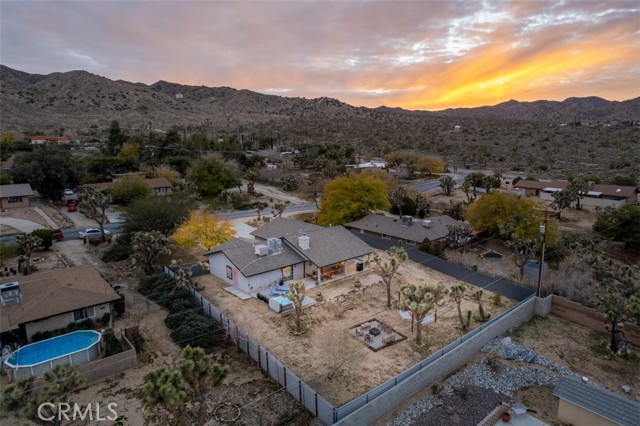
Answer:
1, 65, 638, 136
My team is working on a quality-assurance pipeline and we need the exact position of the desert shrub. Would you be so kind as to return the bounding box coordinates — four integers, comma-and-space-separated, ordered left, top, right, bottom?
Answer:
170, 316, 224, 353
164, 311, 203, 330
419, 240, 448, 257
155, 287, 192, 308
30, 229, 53, 250
167, 294, 197, 314
138, 273, 175, 296
0, 241, 19, 265
102, 245, 133, 262
103, 328, 123, 356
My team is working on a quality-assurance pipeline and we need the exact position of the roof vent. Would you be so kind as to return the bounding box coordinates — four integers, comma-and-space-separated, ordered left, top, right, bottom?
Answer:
616, 188, 621, 192
0, 282, 21, 306
254, 244, 269, 256
298, 235, 310, 250
422, 220, 432, 228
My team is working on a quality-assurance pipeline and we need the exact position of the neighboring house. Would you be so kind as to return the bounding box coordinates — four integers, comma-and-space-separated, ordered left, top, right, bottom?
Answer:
29, 136, 71, 145
553, 376, 640, 426
514, 179, 636, 208
0, 265, 121, 342
347, 160, 387, 170
345, 214, 466, 246
205, 218, 373, 294
0, 183, 33, 209
82, 177, 173, 195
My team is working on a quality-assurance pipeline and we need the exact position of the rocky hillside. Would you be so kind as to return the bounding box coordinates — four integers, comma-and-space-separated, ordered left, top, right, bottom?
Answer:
1, 65, 638, 181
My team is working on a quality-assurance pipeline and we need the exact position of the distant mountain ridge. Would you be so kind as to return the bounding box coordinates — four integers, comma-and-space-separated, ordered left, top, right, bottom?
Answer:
0, 65, 638, 134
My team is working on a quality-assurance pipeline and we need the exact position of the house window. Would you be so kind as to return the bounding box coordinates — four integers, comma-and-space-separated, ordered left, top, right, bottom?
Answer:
282, 266, 293, 281
7, 197, 22, 203
406, 239, 417, 245
226, 266, 233, 280
382, 234, 391, 240
73, 306, 95, 322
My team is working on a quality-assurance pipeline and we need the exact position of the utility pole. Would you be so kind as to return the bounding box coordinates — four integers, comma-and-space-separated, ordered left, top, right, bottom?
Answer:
536, 210, 551, 297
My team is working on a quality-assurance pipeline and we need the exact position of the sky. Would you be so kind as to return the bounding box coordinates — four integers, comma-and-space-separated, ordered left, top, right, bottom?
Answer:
1, 0, 639, 110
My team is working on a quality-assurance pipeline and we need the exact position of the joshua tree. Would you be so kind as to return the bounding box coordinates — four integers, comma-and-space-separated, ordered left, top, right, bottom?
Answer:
430, 282, 448, 323
401, 284, 435, 346
471, 289, 490, 322
449, 283, 471, 330
439, 176, 455, 196
286, 280, 306, 334
272, 202, 286, 218
132, 231, 171, 275
78, 187, 112, 241
15, 234, 43, 275
373, 246, 408, 308
253, 201, 268, 221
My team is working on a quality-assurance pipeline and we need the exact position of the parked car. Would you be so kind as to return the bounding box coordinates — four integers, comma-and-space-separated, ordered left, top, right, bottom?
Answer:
52, 229, 64, 241
78, 228, 110, 239
63, 188, 74, 197
67, 201, 77, 212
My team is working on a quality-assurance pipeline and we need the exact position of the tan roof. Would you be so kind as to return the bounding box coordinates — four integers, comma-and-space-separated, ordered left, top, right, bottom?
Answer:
514, 180, 635, 198
0, 183, 34, 198
0, 265, 121, 333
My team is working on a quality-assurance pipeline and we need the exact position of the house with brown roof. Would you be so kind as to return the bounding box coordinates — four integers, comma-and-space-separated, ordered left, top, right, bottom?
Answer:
514, 179, 636, 208
204, 218, 373, 294
0, 265, 121, 343
82, 177, 173, 196
0, 183, 33, 209
344, 214, 466, 246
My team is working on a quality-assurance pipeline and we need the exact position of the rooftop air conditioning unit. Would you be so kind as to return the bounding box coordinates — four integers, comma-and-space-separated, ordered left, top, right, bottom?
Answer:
254, 245, 269, 256
422, 220, 432, 228
0, 282, 21, 306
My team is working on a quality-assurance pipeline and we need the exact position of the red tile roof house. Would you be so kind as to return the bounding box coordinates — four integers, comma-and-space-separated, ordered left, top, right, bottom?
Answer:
344, 214, 467, 246
29, 136, 72, 145
0, 265, 121, 343
514, 180, 636, 208
204, 218, 374, 295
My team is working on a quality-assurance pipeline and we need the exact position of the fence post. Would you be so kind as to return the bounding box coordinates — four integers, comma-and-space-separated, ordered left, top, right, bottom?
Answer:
258, 345, 261, 369
266, 352, 269, 373
284, 366, 287, 388
315, 393, 318, 416
299, 380, 302, 402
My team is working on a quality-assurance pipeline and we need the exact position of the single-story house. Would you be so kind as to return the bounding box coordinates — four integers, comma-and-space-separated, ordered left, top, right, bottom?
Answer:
345, 214, 466, 246
82, 177, 173, 196
554, 376, 640, 426
0, 183, 33, 209
205, 218, 374, 294
346, 160, 387, 170
29, 136, 71, 145
0, 265, 121, 343
514, 180, 636, 208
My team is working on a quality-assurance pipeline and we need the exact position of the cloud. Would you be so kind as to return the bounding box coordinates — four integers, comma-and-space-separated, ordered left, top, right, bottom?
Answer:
1, 0, 638, 109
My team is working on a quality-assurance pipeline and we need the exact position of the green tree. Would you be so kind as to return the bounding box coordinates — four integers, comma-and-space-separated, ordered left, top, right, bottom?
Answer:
389, 186, 408, 217
78, 187, 112, 241
318, 174, 390, 226
0, 173, 10, 185
1, 364, 84, 426
16, 234, 43, 275
186, 158, 240, 196
593, 203, 640, 249
550, 188, 575, 217
373, 246, 408, 308
401, 284, 435, 346
12, 145, 82, 201
465, 192, 560, 245
132, 231, 171, 275
110, 175, 152, 205
85, 156, 140, 182
142, 346, 228, 426
286, 280, 307, 334
439, 176, 455, 196
123, 193, 195, 240
107, 120, 128, 155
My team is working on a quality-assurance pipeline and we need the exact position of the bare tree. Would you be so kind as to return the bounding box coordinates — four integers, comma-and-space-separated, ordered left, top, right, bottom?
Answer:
78, 187, 112, 241
401, 284, 435, 346
286, 280, 306, 334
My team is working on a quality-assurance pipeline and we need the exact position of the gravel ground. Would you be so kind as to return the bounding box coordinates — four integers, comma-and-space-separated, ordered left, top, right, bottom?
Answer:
386, 337, 578, 426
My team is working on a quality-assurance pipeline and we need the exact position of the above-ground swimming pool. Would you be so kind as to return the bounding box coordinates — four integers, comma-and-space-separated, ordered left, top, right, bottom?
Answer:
4, 330, 102, 380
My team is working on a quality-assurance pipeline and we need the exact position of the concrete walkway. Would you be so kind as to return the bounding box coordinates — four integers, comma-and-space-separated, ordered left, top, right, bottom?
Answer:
32, 207, 58, 229
354, 232, 535, 302
0, 218, 46, 233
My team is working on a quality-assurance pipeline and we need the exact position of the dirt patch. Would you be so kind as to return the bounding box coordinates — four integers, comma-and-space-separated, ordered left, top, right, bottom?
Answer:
514, 386, 558, 424
195, 256, 513, 407
512, 315, 639, 400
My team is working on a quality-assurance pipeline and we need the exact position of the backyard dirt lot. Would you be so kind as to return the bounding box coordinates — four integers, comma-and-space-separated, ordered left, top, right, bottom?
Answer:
195, 255, 514, 407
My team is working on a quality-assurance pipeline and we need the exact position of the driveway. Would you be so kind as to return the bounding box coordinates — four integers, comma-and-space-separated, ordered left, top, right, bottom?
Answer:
354, 232, 534, 301
0, 218, 46, 233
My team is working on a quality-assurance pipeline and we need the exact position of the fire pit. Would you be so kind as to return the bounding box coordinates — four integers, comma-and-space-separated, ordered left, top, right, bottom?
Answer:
369, 327, 381, 336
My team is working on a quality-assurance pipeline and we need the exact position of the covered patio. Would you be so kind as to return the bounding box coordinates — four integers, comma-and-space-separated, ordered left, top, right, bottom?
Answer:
303, 255, 370, 289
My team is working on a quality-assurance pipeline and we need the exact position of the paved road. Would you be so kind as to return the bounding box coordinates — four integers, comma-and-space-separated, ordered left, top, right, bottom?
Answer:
220, 203, 317, 219
0, 223, 123, 245
354, 232, 534, 302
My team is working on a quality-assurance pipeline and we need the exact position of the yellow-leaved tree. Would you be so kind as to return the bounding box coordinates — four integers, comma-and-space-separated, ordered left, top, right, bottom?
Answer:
172, 211, 235, 250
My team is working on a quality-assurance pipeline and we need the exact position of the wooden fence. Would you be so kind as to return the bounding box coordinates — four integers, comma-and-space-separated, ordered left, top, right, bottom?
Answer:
551, 295, 640, 346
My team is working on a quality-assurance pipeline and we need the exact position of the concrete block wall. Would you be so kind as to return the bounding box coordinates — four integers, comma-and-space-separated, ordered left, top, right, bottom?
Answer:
334, 296, 537, 426
77, 334, 138, 382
